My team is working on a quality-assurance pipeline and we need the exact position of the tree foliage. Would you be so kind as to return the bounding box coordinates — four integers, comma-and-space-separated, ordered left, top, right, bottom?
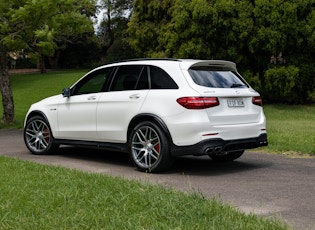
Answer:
128, 0, 315, 103
265, 66, 300, 103
97, 0, 134, 63
0, 0, 96, 124
2, 0, 96, 71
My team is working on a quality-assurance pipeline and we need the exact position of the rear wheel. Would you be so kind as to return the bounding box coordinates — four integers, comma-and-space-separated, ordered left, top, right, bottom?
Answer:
24, 116, 59, 154
210, 150, 244, 162
129, 121, 174, 173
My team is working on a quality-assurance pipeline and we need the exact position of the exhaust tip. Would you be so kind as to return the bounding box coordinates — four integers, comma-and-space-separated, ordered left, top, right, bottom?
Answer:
205, 146, 223, 155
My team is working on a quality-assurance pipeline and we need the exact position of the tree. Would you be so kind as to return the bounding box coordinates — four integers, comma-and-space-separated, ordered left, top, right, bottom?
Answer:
128, 0, 254, 60
128, 0, 315, 103
97, 0, 133, 63
250, 0, 315, 102
0, 44, 13, 124
0, 0, 96, 124
127, 0, 173, 57
56, 33, 100, 68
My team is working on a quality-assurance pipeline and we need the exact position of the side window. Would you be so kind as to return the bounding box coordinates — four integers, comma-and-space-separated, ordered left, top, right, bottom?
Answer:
110, 65, 144, 91
73, 68, 113, 95
136, 66, 149, 90
149, 66, 178, 89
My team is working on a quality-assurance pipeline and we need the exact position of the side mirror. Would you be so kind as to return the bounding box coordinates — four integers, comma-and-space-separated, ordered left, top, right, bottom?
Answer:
62, 88, 71, 97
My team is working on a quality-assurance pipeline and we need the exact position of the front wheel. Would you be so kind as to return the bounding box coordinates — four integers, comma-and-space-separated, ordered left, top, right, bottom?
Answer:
210, 150, 244, 162
129, 121, 174, 173
24, 116, 59, 155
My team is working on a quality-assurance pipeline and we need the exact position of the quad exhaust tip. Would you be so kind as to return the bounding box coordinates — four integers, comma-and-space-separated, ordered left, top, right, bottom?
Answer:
205, 146, 223, 155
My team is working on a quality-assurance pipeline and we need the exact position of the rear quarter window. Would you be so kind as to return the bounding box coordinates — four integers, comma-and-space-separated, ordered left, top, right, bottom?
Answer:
149, 66, 178, 89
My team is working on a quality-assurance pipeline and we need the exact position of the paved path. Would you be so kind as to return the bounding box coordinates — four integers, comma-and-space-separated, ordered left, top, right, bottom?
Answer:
8, 68, 41, 75
1, 129, 314, 230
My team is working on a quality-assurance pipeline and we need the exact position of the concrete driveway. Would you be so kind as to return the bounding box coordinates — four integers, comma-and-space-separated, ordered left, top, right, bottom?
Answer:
0, 129, 314, 230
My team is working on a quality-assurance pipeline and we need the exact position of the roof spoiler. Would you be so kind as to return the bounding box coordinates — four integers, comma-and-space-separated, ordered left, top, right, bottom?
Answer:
190, 60, 237, 72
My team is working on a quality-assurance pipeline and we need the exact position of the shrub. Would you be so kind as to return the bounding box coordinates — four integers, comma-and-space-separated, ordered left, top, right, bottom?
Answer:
263, 64, 315, 104
264, 65, 300, 103
242, 70, 262, 92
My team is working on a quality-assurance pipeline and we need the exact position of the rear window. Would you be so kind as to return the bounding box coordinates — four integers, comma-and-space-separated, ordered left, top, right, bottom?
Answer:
188, 68, 248, 88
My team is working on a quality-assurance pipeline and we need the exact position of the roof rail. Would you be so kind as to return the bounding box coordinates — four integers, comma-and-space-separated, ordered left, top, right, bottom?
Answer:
107, 58, 181, 65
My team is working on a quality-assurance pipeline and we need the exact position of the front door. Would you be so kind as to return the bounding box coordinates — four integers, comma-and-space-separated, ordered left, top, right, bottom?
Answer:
56, 68, 113, 140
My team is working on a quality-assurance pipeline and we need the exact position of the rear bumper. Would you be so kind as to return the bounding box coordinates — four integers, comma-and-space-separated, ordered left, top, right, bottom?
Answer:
171, 133, 268, 157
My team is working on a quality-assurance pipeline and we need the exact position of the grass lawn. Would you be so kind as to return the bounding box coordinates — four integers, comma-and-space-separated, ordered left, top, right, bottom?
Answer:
262, 104, 315, 155
9, 70, 87, 128
0, 70, 314, 155
0, 156, 287, 229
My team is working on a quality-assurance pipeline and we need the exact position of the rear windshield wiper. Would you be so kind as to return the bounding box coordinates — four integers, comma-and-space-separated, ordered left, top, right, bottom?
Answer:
230, 83, 245, 88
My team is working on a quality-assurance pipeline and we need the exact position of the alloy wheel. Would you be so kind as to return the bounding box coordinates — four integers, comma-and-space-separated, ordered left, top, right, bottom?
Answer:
131, 125, 161, 169
25, 118, 52, 153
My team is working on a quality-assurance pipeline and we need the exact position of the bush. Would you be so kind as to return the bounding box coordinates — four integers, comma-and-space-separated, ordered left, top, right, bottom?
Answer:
263, 64, 315, 104
296, 62, 315, 103
264, 65, 300, 103
242, 70, 262, 92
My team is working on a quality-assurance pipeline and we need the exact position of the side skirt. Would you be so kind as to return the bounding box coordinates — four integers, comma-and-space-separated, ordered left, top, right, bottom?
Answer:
54, 139, 129, 153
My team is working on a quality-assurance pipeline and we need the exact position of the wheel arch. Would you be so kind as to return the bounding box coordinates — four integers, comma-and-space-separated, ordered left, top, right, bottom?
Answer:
25, 110, 49, 125
24, 110, 57, 137
127, 113, 173, 144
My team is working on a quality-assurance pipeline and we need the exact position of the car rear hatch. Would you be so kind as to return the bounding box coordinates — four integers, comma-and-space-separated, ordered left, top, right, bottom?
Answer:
181, 60, 262, 126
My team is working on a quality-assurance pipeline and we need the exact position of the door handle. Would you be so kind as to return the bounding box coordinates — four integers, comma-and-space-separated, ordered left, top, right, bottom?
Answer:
88, 96, 97, 100
129, 94, 140, 99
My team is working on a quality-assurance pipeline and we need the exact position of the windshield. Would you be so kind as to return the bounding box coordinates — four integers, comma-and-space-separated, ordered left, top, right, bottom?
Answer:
188, 68, 248, 88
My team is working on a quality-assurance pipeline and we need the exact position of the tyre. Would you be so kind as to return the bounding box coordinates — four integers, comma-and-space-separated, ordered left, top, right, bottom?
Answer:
24, 115, 59, 155
129, 121, 174, 172
210, 150, 244, 162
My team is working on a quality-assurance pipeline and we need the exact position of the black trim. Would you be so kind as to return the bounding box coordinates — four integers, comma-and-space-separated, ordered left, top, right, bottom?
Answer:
128, 113, 174, 145
26, 110, 49, 124
54, 139, 128, 153
170, 133, 268, 157
53, 133, 268, 158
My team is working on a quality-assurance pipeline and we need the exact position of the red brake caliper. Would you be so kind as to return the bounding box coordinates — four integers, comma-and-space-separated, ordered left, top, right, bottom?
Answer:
155, 143, 160, 153
44, 128, 50, 143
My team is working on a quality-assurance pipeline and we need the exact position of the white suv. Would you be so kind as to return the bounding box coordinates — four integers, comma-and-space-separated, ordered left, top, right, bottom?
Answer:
24, 59, 268, 172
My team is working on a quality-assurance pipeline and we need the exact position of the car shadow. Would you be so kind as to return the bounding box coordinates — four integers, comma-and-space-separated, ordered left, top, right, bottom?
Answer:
56, 146, 272, 176
57, 146, 132, 167
169, 155, 272, 176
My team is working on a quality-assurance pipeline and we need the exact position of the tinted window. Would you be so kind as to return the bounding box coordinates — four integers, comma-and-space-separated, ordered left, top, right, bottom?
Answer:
73, 68, 113, 95
136, 66, 149, 90
149, 66, 178, 89
189, 68, 248, 88
110, 65, 144, 91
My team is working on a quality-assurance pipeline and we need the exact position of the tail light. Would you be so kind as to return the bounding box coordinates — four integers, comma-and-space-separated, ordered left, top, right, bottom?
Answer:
252, 96, 263, 106
177, 97, 219, 109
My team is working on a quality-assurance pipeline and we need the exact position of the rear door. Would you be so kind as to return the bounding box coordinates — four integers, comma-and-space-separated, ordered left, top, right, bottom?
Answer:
96, 65, 149, 142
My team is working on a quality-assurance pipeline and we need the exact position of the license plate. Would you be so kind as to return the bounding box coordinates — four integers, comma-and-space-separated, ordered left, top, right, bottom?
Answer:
227, 99, 244, 107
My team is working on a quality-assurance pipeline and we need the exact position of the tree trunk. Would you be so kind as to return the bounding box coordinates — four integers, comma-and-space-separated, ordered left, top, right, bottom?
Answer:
37, 55, 46, 73
49, 50, 61, 69
100, 0, 115, 64
0, 47, 15, 124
